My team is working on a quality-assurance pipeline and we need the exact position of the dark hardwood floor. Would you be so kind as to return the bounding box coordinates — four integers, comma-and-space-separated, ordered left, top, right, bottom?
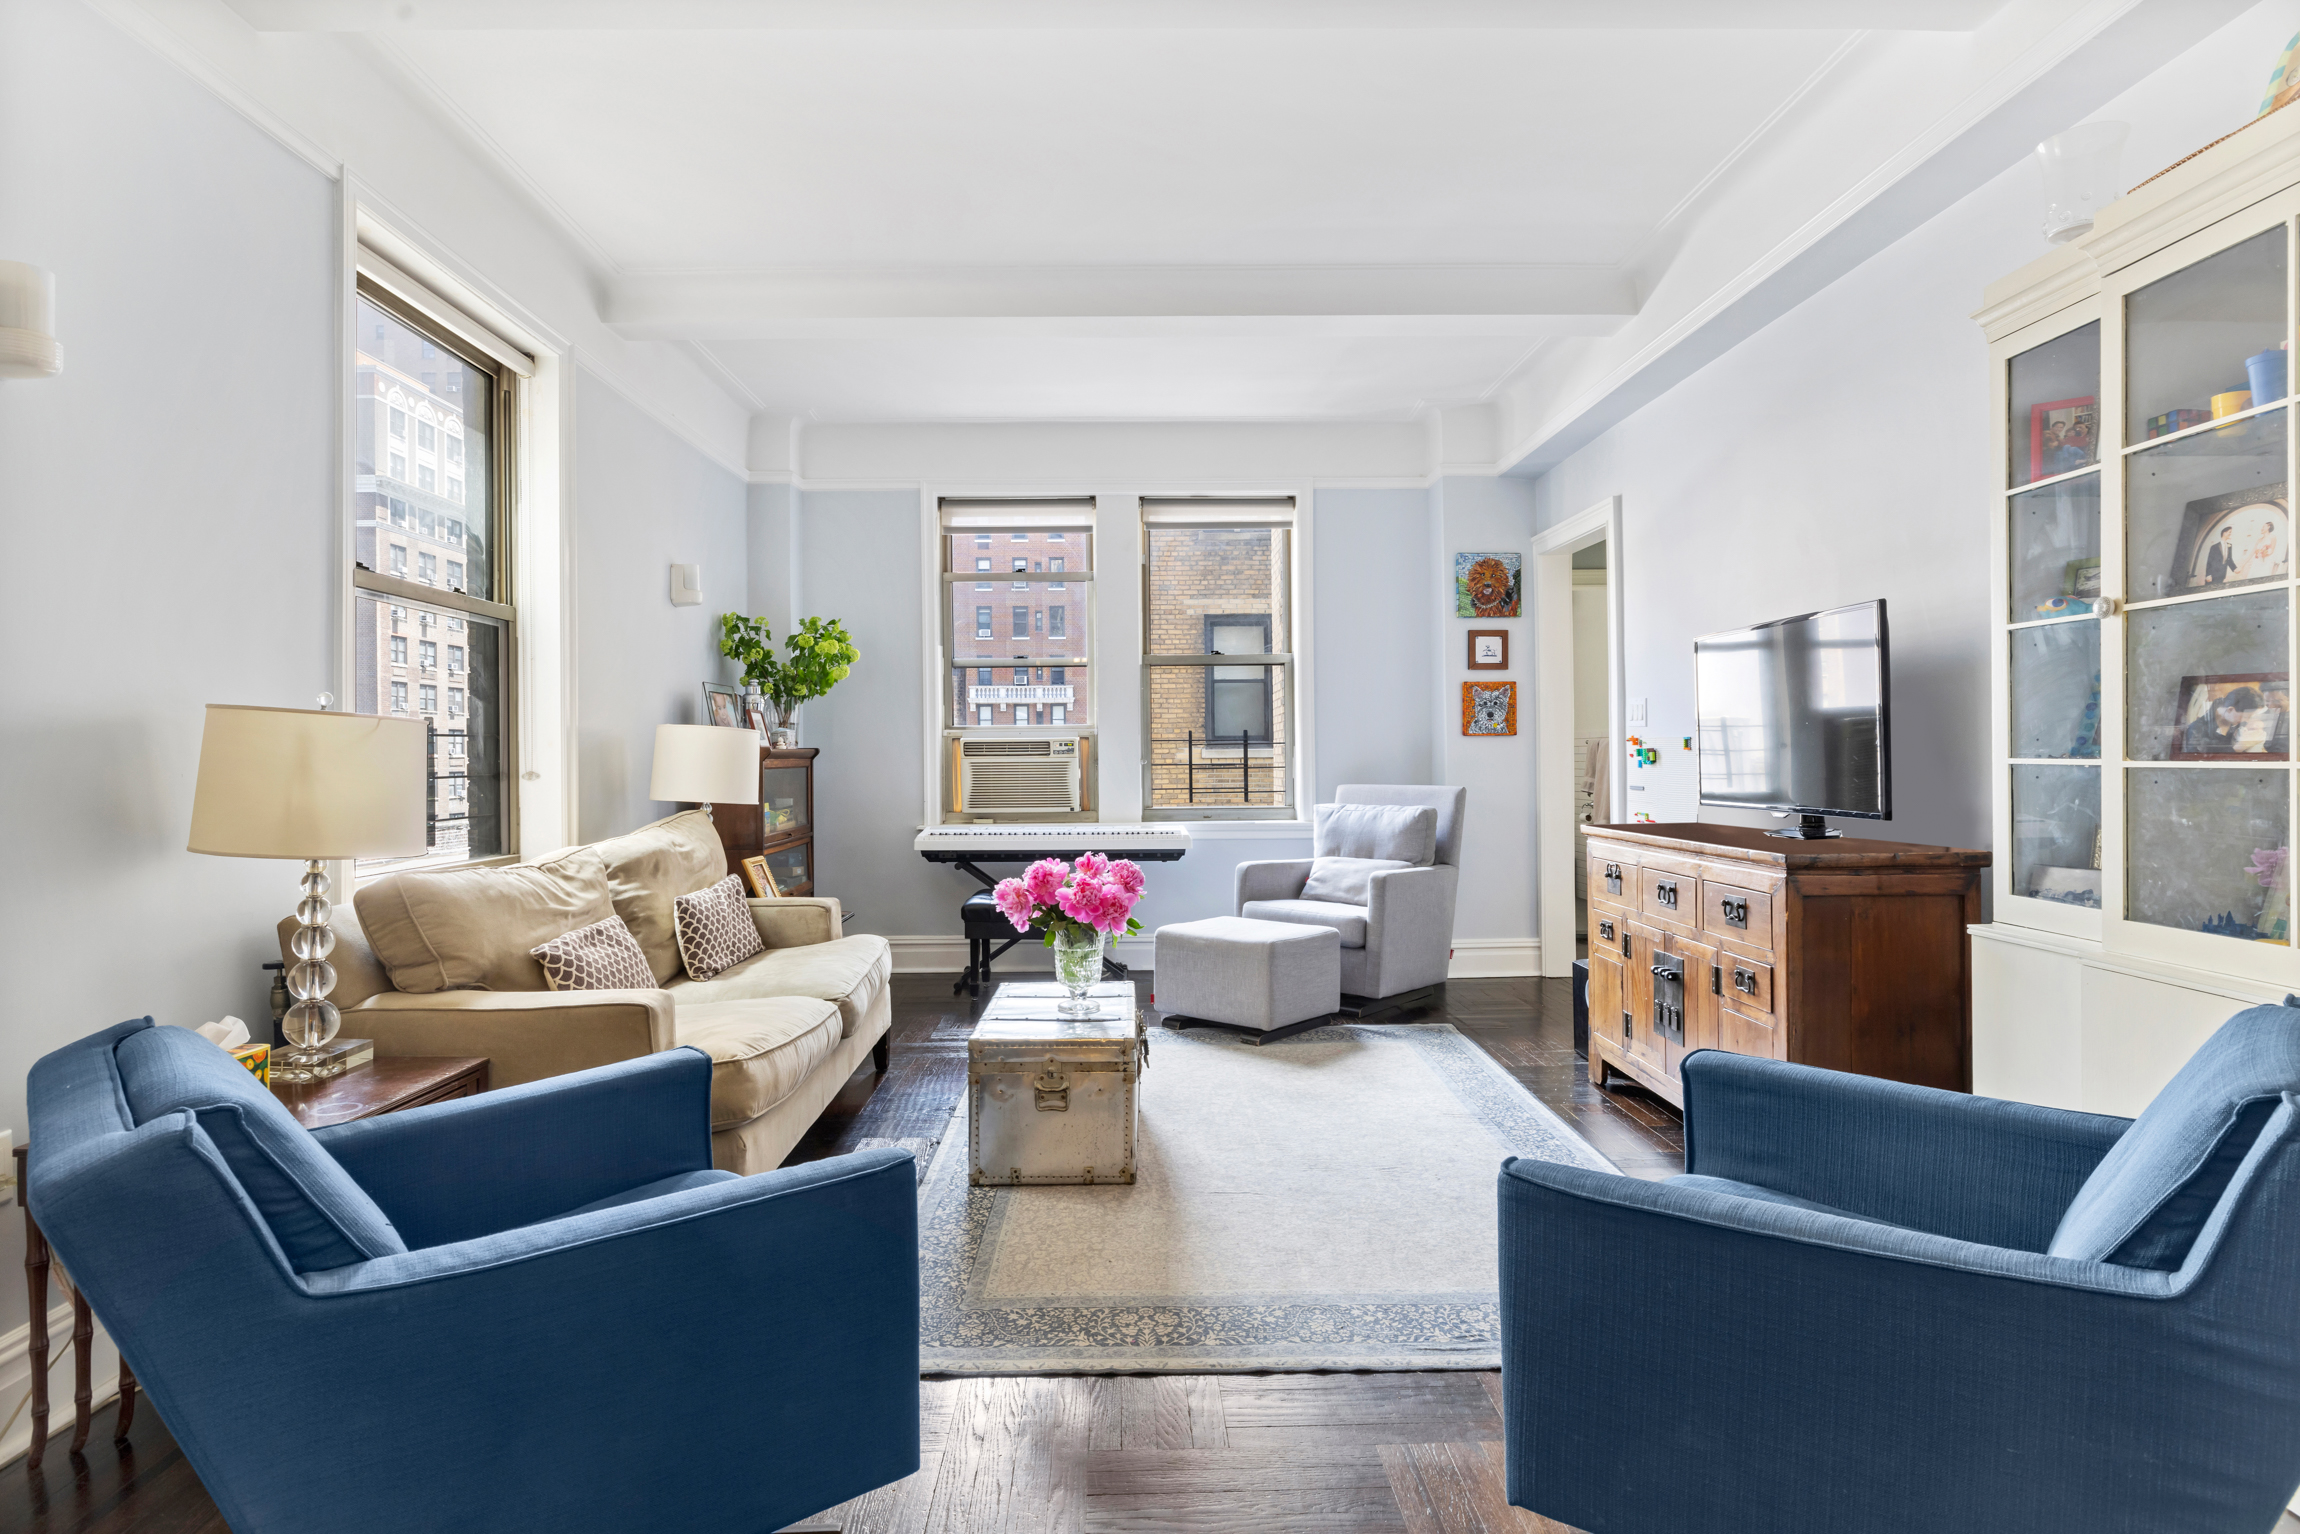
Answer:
1, 974, 1673, 1534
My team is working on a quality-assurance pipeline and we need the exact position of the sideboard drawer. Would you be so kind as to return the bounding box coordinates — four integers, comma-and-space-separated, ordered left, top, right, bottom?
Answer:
1718, 953, 1773, 1016
1589, 853, 1630, 904
1700, 879, 1774, 947
1639, 867, 1694, 924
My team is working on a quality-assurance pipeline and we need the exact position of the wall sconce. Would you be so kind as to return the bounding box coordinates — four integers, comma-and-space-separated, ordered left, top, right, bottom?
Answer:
670, 563, 703, 606
0, 262, 62, 379
2035, 122, 2128, 244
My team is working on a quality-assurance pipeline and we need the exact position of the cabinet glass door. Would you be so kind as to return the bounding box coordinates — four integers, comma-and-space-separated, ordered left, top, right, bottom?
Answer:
2119, 222, 2294, 950
761, 764, 811, 841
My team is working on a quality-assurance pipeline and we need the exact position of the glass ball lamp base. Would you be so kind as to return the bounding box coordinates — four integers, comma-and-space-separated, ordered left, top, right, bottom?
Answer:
274, 859, 345, 1082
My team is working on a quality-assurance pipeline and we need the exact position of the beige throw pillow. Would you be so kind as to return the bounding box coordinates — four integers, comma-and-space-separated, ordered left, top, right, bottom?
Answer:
530, 915, 657, 992
593, 810, 731, 984
353, 846, 613, 993
673, 875, 765, 981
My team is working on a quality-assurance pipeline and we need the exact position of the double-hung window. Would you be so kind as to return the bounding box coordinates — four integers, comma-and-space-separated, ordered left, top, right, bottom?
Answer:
938, 497, 1097, 817
1142, 498, 1296, 818
352, 266, 526, 873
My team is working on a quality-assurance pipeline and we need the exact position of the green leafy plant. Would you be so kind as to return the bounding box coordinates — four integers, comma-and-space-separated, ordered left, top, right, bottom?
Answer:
718, 613, 860, 725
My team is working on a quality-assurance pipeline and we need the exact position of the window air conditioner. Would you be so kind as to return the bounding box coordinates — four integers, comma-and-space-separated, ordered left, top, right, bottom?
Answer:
959, 736, 1081, 815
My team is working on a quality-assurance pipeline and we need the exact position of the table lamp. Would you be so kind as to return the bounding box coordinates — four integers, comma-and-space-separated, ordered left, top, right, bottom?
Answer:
189, 704, 426, 1080
649, 723, 761, 816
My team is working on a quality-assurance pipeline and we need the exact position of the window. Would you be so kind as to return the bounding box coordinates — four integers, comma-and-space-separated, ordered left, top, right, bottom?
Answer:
1051, 704, 1067, 725
1012, 532, 1028, 541
1013, 606, 1029, 638
1049, 605, 1066, 639
1013, 558, 1029, 590
1048, 531, 1064, 542
1049, 557, 1065, 590
1142, 499, 1296, 817
353, 275, 519, 872
975, 534, 991, 547
1051, 667, 1066, 684
975, 557, 992, 591
977, 668, 992, 684
977, 705, 994, 726
975, 605, 993, 638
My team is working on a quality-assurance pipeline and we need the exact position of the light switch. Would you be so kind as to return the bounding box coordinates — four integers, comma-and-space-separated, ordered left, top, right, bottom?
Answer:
1628, 697, 1647, 725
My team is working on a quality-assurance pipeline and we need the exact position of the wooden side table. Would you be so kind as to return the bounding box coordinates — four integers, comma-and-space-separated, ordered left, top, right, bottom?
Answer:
16, 1055, 489, 1464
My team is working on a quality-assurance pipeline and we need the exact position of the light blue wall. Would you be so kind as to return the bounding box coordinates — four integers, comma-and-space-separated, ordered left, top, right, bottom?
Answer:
745, 482, 797, 640
572, 370, 750, 841
1312, 488, 1439, 792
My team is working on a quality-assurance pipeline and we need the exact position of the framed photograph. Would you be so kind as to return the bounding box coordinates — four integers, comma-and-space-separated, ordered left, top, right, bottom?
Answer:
2028, 395, 2097, 480
2062, 557, 2102, 602
2169, 672, 2291, 760
739, 854, 780, 899
1454, 552, 1522, 618
1467, 629, 1509, 670
703, 682, 744, 728
2168, 482, 2289, 595
1462, 681, 1518, 736
743, 700, 770, 736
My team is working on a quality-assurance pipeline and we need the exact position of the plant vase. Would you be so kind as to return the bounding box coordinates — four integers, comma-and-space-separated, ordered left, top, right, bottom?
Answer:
1052, 926, 1106, 1014
769, 704, 798, 749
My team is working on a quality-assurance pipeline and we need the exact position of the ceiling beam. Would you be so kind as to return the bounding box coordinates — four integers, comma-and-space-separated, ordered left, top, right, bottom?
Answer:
603, 265, 1639, 341
222, 0, 2004, 31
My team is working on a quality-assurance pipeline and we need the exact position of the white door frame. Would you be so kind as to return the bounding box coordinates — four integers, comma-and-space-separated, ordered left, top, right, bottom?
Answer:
1532, 495, 1625, 978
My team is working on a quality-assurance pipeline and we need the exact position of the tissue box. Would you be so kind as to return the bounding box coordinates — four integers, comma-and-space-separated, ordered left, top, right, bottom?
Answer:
230, 1042, 271, 1086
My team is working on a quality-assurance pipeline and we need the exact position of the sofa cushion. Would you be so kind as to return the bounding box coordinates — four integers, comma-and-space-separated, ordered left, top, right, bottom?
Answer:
673, 998, 844, 1130
1299, 856, 1412, 906
673, 875, 766, 981
531, 914, 657, 992
592, 810, 730, 985
1313, 802, 1437, 866
354, 846, 612, 994
1240, 897, 1369, 948
2049, 1003, 2300, 1270
670, 933, 892, 1040
114, 1026, 407, 1273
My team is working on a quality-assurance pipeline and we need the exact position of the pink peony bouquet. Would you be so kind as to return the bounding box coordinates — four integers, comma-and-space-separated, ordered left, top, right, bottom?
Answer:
992, 852, 1147, 944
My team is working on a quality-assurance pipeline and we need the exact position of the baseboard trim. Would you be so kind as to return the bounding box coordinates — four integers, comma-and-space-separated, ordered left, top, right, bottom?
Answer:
0, 1301, 121, 1470
1447, 939, 1542, 979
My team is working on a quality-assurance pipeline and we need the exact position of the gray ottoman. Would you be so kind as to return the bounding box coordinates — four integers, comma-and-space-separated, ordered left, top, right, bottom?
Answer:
1153, 916, 1341, 1043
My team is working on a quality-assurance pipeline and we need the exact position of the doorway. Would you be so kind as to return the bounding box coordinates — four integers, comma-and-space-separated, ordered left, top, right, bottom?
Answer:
1532, 496, 1624, 978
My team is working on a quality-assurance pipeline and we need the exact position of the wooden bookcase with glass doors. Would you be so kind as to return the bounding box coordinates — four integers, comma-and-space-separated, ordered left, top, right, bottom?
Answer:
1982, 123, 2300, 999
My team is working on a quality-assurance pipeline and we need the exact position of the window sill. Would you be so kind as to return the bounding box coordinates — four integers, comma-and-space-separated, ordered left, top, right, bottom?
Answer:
1156, 819, 1313, 840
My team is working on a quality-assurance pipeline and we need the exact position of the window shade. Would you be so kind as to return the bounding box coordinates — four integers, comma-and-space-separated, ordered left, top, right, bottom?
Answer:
1140, 497, 1296, 528
355, 248, 535, 379
939, 498, 1096, 530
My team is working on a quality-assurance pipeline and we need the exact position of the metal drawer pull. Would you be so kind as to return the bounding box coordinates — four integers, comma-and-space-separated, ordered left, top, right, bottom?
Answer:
1733, 966, 1759, 997
1655, 880, 1678, 909
1711, 964, 1722, 996
1621, 1010, 1633, 1042
1603, 862, 1622, 894
1720, 896, 1749, 929
1597, 918, 1615, 942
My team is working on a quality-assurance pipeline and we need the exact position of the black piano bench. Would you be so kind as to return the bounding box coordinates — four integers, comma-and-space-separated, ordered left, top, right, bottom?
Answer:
959, 890, 1040, 998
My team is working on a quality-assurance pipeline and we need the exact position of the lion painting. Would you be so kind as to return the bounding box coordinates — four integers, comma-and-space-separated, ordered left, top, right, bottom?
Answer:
1454, 552, 1522, 617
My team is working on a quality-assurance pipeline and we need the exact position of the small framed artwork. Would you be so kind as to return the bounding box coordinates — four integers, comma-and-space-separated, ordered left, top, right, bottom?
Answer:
743, 700, 771, 736
739, 854, 780, 898
1454, 552, 1523, 618
2168, 483, 2289, 595
1462, 681, 1518, 736
703, 682, 744, 728
1467, 630, 1509, 670
2062, 557, 2102, 603
2169, 672, 2290, 760
2027, 395, 2097, 480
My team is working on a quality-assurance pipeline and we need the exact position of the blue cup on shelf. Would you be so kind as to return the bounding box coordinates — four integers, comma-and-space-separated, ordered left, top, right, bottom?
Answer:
2246, 346, 2287, 405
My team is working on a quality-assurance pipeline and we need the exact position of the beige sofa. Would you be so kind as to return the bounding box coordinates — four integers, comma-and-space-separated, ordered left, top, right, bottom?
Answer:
277, 810, 892, 1174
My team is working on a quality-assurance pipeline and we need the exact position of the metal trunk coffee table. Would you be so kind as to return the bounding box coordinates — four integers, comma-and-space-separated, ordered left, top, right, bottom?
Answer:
969, 981, 1145, 1187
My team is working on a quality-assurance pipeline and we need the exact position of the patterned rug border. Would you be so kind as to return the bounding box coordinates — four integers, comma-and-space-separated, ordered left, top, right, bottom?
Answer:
916, 1022, 1614, 1374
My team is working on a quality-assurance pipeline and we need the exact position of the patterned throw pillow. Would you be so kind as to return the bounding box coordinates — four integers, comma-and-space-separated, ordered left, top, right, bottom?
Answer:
529, 914, 656, 992
673, 874, 765, 981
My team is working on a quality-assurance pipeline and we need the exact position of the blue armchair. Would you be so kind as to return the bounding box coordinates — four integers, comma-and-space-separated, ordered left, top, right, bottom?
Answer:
28, 1019, 920, 1534
1499, 1005, 2300, 1534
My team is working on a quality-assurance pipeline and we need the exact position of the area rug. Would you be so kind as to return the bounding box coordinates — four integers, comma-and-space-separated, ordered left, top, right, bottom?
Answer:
916, 1021, 1615, 1374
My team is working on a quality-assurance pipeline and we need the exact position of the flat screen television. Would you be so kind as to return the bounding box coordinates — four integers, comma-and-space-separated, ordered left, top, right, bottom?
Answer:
1693, 599, 1890, 838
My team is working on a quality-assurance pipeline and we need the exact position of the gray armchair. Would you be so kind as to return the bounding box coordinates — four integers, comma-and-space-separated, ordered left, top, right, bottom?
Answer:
1236, 784, 1464, 1002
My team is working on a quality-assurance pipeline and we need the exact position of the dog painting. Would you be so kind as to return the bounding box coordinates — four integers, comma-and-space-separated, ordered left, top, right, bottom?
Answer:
1462, 681, 1518, 736
1455, 552, 1522, 618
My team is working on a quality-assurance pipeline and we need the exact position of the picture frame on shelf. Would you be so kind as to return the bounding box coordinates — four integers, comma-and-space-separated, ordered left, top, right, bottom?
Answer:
2027, 395, 2097, 480
2167, 482, 2289, 594
739, 854, 780, 898
703, 682, 744, 728
2168, 672, 2290, 760
1462, 681, 1518, 736
2063, 557, 2102, 603
743, 700, 771, 736
1467, 630, 1509, 670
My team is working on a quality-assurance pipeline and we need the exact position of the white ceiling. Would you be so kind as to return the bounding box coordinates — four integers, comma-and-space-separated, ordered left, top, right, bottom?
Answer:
219, 0, 2241, 442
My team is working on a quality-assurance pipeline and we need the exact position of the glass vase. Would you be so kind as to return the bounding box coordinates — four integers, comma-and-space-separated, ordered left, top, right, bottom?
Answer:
1052, 926, 1105, 1015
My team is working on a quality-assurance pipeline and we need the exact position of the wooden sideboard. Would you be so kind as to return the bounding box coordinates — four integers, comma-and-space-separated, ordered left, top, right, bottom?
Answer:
1581, 822, 1988, 1108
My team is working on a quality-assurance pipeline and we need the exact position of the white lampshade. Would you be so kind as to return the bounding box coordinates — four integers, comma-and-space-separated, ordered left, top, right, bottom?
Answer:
188, 705, 428, 859
650, 723, 760, 805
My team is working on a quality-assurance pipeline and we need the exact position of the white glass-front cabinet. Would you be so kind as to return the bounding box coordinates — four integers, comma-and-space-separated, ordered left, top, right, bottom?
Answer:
1976, 112, 2300, 1116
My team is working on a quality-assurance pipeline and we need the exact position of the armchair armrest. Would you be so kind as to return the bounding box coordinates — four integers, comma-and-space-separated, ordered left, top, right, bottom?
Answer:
348, 987, 676, 1091
1361, 863, 1458, 995
1236, 859, 1312, 909
1680, 1051, 2130, 1250
313, 1048, 716, 1248
749, 895, 842, 949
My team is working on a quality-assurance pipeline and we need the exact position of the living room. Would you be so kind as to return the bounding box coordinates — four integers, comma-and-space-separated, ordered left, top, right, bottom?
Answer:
10, 0, 2300, 1530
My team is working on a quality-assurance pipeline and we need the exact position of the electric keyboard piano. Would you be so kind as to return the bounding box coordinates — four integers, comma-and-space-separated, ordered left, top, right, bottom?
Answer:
916, 824, 1191, 993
